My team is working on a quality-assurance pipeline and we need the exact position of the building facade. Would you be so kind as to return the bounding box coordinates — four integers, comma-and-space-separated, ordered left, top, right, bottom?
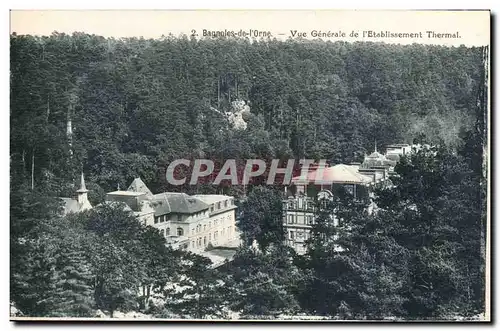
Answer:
282, 144, 410, 254
105, 178, 239, 253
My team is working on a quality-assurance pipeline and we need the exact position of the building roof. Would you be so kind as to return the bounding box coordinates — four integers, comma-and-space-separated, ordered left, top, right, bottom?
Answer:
292, 164, 373, 185
152, 192, 209, 216
192, 194, 232, 205
127, 177, 153, 198
107, 190, 146, 197
367, 151, 385, 159
387, 144, 410, 148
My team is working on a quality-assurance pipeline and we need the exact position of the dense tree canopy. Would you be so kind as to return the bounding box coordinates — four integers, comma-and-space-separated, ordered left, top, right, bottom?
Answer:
10, 33, 484, 199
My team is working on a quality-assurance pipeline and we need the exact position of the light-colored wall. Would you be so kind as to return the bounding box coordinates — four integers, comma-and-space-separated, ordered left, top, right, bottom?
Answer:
136, 211, 154, 227
148, 197, 238, 253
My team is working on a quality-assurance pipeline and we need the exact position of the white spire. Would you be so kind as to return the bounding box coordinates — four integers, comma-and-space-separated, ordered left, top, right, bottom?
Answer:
77, 172, 88, 193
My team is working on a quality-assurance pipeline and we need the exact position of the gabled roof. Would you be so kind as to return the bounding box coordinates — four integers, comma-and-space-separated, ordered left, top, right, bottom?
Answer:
127, 177, 153, 198
152, 192, 209, 216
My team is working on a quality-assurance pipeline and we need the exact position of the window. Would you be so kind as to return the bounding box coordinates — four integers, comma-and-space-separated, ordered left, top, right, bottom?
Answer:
154, 217, 159, 224
210, 206, 214, 212
290, 231, 295, 239
289, 215, 295, 224
160, 229, 165, 237
209, 233, 211, 240
177, 228, 184, 236
224, 200, 228, 208
192, 241, 195, 247
214, 231, 218, 239
217, 202, 221, 209
204, 237, 207, 246
209, 221, 212, 228
204, 224, 206, 232
222, 228, 225, 236
166, 228, 170, 236
231, 199, 234, 206
192, 229, 195, 235
177, 214, 182, 222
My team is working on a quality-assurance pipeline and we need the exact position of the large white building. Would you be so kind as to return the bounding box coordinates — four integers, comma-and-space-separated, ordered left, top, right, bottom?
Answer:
105, 178, 239, 253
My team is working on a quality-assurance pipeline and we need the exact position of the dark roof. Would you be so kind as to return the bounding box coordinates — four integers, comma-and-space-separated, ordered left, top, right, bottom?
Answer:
152, 192, 209, 216
127, 177, 153, 198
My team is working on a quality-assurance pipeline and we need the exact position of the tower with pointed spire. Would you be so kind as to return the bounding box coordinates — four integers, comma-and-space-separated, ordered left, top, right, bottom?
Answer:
76, 172, 89, 206
59, 172, 93, 215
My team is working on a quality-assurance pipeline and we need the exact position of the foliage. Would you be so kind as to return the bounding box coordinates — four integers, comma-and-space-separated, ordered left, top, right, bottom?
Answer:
226, 245, 301, 317
237, 186, 284, 251
10, 34, 483, 197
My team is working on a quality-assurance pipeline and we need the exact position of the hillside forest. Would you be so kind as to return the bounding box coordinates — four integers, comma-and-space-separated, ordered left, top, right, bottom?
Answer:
10, 33, 488, 319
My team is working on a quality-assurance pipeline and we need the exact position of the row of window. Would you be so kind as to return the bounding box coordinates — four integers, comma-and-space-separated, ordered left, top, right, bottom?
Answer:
190, 226, 232, 248
286, 214, 314, 225
154, 209, 212, 225
284, 198, 314, 211
209, 199, 235, 213
160, 227, 184, 237
159, 225, 233, 240
189, 214, 232, 235
154, 214, 182, 224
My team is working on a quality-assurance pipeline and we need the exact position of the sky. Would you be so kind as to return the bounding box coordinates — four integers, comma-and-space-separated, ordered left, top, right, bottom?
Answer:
10, 10, 490, 46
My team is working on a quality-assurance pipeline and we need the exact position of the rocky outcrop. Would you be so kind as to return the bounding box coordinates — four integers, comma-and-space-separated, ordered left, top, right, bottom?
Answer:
210, 100, 251, 131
